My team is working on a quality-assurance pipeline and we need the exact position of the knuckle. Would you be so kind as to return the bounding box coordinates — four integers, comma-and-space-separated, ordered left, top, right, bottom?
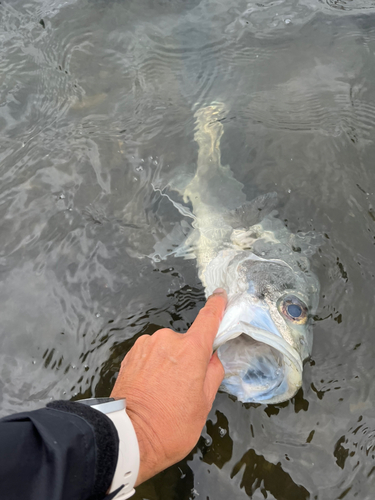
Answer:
133, 334, 150, 347
150, 328, 183, 356
151, 328, 176, 341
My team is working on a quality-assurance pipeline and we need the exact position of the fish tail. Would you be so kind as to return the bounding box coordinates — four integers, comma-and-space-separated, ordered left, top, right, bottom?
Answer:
184, 102, 246, 213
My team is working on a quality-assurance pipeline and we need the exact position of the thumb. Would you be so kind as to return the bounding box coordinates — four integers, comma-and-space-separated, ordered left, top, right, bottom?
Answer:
204, 352, 225, 404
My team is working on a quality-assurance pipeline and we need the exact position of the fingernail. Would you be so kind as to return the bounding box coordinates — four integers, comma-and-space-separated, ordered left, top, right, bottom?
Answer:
213, 288, 226, 295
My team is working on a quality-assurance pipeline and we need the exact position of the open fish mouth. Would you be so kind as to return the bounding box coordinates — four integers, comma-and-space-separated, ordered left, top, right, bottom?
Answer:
213, 306, 303, 404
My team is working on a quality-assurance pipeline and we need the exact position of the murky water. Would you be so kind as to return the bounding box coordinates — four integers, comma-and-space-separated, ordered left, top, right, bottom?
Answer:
1, 0, 375, 498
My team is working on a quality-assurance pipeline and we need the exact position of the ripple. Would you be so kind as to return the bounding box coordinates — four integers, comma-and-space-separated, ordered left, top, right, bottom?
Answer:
1, 2, 375, 500
103, 23, 233, 133
319, 0, 375, 12
240, 64, 375, 144
0, 2, 82, 149
319, 415, 375, 498
224, 0, 317, 39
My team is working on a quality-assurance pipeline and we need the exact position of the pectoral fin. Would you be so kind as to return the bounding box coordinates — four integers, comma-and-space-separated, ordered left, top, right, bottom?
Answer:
224, 192, 279, 230
149, 220, 197, 262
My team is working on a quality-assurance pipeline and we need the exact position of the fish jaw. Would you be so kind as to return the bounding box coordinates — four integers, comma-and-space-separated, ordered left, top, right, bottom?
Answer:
213, 296, 304, 404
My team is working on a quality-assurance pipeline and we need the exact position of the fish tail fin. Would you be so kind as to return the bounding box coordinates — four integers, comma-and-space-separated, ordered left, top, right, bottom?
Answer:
184, 102, 246, 212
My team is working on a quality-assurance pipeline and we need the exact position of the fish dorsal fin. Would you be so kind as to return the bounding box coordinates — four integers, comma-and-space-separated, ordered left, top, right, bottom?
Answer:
225, 192, 278, 229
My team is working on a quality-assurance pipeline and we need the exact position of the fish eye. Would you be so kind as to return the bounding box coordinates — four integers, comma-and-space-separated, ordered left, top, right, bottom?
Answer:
287, 304, 302, 318
279, 295, 308, 324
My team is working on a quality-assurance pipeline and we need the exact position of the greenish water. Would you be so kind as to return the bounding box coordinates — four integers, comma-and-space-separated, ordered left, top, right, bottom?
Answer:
1, 0, 375, 498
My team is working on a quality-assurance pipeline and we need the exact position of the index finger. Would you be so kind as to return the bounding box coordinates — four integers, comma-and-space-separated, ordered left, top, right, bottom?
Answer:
186, 288, 227, 352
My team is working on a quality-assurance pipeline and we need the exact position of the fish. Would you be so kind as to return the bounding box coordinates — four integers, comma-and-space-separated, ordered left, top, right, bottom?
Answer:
154, 103, 320, 404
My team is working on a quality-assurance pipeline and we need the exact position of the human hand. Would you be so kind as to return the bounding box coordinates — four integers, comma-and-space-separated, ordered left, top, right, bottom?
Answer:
110, 288, 227, 485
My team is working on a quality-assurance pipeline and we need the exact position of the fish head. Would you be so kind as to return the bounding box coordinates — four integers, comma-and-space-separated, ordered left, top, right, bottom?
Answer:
210, 250, 319, 404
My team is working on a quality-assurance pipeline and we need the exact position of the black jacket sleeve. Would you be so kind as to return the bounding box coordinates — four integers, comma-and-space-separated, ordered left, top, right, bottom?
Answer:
0, 401, 120, 500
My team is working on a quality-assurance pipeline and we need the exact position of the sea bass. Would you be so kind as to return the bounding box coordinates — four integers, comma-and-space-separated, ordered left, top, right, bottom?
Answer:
157, 103, 320, 404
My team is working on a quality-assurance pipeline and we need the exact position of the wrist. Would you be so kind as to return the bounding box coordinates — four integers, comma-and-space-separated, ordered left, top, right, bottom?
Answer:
125, 406, 162, 486
111, 387, 168, 486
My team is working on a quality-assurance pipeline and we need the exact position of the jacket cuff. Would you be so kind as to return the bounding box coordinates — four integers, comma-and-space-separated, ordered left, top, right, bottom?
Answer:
47, 400, 119, 500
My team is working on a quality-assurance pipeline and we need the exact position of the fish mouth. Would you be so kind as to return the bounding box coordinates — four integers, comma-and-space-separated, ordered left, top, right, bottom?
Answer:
213, 303, 303, 404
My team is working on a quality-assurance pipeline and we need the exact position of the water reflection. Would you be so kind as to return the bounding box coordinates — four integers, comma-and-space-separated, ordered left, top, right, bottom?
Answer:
1, 0, 375, 498
201, 411, 233, 469
231, 448, 310, 500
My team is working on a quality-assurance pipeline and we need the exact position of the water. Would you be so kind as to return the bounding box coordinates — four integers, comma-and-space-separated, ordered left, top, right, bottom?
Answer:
1, 0, 375, 498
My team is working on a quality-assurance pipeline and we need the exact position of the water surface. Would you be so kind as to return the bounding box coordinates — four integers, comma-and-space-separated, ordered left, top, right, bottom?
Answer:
1, 0, 375, 498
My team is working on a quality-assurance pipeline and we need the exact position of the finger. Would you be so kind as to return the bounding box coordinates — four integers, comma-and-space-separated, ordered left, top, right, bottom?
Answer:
187, 288, 227, 352
203, 352, 225, 404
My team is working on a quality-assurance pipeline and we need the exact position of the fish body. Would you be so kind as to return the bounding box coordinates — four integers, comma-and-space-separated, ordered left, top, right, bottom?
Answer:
180, 103, 320, 404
